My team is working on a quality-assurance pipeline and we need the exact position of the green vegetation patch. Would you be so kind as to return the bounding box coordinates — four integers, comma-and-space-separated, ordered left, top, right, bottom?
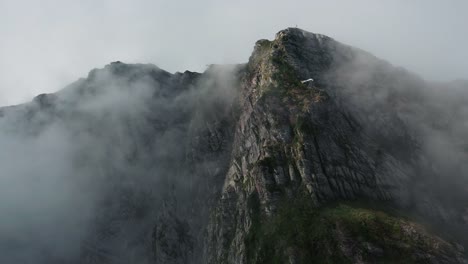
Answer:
244, 195, 461, 264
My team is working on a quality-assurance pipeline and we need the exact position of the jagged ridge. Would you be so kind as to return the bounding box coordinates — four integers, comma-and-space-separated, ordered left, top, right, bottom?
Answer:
0, 28, 466, 264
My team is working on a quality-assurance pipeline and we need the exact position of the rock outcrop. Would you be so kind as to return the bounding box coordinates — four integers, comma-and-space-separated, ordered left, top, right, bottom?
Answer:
204, 28, 468, 263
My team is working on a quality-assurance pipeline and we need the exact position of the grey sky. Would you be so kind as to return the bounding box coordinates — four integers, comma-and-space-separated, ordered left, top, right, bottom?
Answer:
0, 0, 467, 105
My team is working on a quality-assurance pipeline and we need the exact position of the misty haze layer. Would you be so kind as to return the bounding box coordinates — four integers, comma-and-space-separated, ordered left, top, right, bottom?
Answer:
0, 28, 467, 263
0, 62, 240, 263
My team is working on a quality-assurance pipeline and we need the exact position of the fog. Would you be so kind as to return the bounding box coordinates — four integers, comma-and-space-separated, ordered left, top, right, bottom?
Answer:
1, 0, 467, 105
322, 39, 468, 233
0, 63, 239, 263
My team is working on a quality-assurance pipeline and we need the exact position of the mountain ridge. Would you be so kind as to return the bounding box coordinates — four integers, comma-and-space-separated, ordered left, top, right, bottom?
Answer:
0, 28, 466, 263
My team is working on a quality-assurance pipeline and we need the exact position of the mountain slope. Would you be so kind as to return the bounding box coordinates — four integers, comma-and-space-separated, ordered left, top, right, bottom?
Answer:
204, 28, 468, 263
0, 28, 466, 264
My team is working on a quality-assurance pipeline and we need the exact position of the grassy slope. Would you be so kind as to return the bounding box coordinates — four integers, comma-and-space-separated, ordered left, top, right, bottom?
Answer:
245, 192, 464, 264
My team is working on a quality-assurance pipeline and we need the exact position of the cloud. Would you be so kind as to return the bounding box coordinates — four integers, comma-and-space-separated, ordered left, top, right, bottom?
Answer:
0, 62, 240, 263
320, 39, 468, 235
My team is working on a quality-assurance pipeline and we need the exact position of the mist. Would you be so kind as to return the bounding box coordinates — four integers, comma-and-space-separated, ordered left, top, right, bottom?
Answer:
0, 62, 239, 263
320, 39, 468, 232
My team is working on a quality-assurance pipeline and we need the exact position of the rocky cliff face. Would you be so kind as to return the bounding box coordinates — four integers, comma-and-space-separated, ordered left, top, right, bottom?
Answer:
0, 28, 466, 264
204, 28, 468, 263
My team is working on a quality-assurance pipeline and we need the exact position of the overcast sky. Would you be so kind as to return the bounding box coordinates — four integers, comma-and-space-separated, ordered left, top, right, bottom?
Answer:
0, 0, 466, 105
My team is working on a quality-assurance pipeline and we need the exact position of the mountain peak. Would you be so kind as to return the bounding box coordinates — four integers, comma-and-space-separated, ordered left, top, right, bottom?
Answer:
1, 27, 467, 264
276, 27, 331, 42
